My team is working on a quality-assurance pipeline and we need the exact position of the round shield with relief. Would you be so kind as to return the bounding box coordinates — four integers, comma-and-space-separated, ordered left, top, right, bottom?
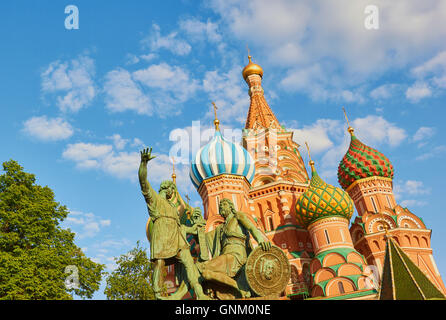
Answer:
245, 245, 291, 297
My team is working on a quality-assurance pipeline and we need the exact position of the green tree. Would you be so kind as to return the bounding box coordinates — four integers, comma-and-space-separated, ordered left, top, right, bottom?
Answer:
0, 160, 104, 299
104, 241, 155, 300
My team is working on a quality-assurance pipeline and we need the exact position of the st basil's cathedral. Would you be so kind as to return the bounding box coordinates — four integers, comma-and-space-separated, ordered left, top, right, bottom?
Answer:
164, 55, 446, 300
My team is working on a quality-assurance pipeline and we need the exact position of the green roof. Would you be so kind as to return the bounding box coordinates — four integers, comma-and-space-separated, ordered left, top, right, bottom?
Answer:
379, 236, 446, 300
274, 224, 303, 232
307, 289, 377, 300
290, 250, 314, 259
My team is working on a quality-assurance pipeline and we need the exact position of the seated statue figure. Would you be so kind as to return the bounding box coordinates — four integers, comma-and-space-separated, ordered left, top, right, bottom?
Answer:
196, 198, 272, 299
167, 198, 272, 299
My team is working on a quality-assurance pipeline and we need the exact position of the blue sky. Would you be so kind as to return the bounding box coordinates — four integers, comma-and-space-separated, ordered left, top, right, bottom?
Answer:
1, 1, 446, 299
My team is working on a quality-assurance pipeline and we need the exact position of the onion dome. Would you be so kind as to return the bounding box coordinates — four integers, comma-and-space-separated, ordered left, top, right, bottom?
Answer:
242, 55, 263, 81
189, 103, 255, 189
296, 159, 354, 228
338, 126, 394, 190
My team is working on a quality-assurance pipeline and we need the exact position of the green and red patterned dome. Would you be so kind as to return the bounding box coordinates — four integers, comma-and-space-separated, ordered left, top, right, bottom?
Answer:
296, 161, 354, 228
338, 127, 394, 190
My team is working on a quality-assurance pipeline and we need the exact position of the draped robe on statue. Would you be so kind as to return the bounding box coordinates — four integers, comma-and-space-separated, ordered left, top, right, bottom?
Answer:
143, 184, 188, 261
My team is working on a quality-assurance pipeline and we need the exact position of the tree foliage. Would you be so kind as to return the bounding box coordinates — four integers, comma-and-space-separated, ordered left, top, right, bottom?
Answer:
104, 241, 155, 300
0, 160, 104, 299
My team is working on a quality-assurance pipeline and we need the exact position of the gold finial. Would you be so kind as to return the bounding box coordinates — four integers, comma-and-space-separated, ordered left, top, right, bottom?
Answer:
343, 106, 355, 135
304, 141, 316, 172
247, 44, 252, 63
212, 101, 220, 131
171, 157, 176, 184
242, 46, 263, 81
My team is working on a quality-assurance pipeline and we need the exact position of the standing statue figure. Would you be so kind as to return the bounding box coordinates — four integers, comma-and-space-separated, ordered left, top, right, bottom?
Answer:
138, 147, 208, 300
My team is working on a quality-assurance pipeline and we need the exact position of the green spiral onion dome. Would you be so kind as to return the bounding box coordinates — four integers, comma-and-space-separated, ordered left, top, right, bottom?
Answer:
296, 161, 354, 228
338, 127, 394, 190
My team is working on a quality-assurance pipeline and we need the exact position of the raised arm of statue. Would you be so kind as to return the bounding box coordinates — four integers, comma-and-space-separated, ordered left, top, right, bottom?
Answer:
237, 211, 272, 251
138, 147, 159, 208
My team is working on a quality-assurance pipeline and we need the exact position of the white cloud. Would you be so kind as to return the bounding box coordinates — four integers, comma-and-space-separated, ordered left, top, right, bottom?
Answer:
415, 145, 446, 161
23, 116, 74, 141
286, 115, 407, 186
407, 50, 446, 99
142, 24, 191, 56
62, 137, 193, 192
125, 53, 140, 65
104, 63, 199, 118
412, 50, 446, 79
133, 63, 199, 103
41, 55, 96, 112
62, 141, 139, 179
131, 138, 144, 148
400, 199, 427, 208
103, 68, 152, 115
108, 134, 129, 150
394, 180, 430, 197
280, 63, 365, 103
202, 67, 250, 124
413, 127, 436, 143
352, 116, 407, 147
370, 84, 400, 100
406, 82, 432, 102
140, 53, 157, 62
394, 179, 430, 209
290, 119, 341, 154
179, 18, 223, 43
64, 210, 111, 239
62, 143, 112, 169
210, 0, 446, 102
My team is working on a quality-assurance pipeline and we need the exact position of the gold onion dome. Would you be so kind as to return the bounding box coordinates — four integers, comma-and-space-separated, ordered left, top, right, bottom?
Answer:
242, 55, 263, 81
295, 160, 354, 228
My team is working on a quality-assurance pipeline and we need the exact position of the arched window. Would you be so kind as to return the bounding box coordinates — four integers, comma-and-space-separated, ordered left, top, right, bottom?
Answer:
267, 216, 274, 231
370, 197, 378, 213
338, 281, 345, 294
324, 229, 331, 244
386, 195, 392, 208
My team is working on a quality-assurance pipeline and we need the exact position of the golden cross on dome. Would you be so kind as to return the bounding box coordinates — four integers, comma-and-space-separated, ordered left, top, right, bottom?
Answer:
171, 157, 176, 184
342, 106, 350, 127
304, 141, 315, 171
343, 106, 355, 135
246, 44, 252, 62
212, 101, 220, 131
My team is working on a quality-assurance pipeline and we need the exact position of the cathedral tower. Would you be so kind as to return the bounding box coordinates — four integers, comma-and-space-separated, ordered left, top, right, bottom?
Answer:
295, 146, 375, 299
241, 55, 314, 297
338, 112, 446, 294
190, 106, 256, 231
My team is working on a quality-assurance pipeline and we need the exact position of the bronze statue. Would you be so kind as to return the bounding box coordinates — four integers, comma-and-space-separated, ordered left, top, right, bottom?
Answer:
138, 147, 208, 300
196, 198, 273, 299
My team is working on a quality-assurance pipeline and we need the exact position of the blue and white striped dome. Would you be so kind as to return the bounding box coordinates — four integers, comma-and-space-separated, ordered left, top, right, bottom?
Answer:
190, 130, 255, 189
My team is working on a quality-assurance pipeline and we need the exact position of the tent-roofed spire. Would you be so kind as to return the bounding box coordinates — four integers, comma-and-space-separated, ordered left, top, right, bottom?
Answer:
242, 54, 281, 130
379, 235, 445, 300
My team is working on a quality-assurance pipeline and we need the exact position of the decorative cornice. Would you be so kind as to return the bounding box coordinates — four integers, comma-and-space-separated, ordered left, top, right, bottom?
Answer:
346, 176, 393, 193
